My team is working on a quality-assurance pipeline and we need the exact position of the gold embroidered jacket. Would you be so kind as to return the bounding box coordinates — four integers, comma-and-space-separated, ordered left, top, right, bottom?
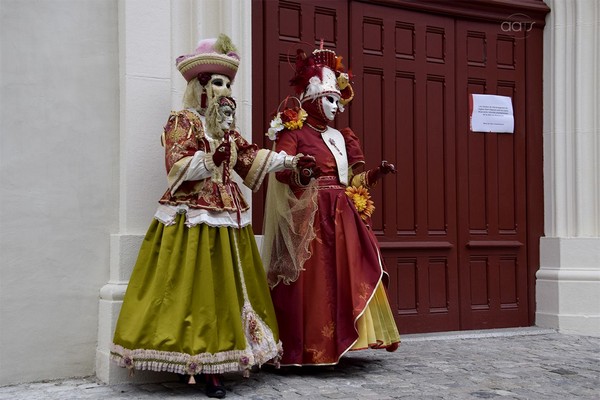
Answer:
158, 110, 275, 212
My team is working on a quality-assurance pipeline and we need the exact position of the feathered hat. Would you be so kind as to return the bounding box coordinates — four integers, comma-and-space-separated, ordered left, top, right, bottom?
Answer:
290, 41, 354, 106
176, 34, 240, 82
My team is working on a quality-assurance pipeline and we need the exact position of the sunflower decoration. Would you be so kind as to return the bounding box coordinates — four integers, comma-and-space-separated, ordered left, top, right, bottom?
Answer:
282, 107, 308, 130
345, 185, 375, 221
266, 97, 307, 140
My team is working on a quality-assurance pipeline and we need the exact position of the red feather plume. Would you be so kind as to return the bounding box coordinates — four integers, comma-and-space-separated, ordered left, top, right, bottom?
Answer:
289, 49, 322, 95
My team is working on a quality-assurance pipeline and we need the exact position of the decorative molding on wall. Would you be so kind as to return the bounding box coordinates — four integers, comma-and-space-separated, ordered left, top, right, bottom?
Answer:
543, 0, 599, 237
537, 0, 600, 337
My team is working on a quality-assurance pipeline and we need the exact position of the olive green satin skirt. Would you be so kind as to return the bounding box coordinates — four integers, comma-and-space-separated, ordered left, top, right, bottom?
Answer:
111, 215, 281, 375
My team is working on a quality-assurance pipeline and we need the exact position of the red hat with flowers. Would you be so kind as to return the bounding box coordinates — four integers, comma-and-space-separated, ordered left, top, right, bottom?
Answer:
290, 40, 354, 106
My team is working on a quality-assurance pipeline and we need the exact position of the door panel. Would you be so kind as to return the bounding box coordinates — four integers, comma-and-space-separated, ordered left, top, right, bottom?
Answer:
456, 20, 529, 329
351, 2, 459, 333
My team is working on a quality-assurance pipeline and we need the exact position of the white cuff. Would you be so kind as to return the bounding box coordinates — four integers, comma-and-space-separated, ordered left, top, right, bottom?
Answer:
184, 151, 211, 181
266, 151, 293, 173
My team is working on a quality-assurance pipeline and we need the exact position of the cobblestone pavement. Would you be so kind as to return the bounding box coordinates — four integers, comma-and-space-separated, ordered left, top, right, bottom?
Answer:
1, 328, 598, 399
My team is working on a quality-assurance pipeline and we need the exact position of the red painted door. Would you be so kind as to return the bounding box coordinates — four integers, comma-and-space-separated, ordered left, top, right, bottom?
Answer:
455, 20, 529, 329
349, 2, 460, 333
252, 0, 547, 333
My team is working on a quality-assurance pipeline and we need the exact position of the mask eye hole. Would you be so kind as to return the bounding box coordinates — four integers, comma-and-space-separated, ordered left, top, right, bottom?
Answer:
226, 83, 231, 89
212, 79, 224, 87
326, 96, 335, 103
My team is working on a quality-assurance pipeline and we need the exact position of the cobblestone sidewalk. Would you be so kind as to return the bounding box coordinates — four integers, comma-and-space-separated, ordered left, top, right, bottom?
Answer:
1, 328, 598, 399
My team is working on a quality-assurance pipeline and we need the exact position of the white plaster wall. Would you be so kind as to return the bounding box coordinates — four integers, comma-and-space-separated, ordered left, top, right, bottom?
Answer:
95, 0, 173, 384
0, 0, 119, 385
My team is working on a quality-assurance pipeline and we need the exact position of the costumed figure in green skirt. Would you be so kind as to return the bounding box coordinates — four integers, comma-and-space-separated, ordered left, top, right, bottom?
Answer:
111, 34, 316, 399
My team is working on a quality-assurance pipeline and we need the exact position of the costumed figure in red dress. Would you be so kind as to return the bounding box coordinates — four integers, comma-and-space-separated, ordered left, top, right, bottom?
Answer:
110, 34, 316, 398
262, 43, 401, 366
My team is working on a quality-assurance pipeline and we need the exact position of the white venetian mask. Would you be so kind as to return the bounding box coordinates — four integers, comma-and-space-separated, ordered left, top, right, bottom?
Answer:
218, 104, 235, 131
321, 94, 340, 121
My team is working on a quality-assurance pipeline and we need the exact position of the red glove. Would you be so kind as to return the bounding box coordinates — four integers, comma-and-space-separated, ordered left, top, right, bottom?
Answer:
213, 141, 231, 167
296, 155, 317, 171
366, 160, 396, 186
296, 155, 321, 185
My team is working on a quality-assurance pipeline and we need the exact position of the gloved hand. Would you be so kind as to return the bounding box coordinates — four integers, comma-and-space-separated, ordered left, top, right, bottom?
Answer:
295, 155, 321, 185
212, 141, 231, 167
295, 155, 317, 171
366, 160, 396, 186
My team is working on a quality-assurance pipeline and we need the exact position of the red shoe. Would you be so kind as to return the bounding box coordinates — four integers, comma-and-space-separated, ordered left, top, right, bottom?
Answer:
386, 342, 399, 352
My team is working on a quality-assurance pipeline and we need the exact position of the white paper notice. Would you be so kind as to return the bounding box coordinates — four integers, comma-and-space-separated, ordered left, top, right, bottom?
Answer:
470, 94, 514, 133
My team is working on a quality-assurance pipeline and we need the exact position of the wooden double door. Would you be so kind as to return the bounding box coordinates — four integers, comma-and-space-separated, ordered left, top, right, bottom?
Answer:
252, 0, 547, 333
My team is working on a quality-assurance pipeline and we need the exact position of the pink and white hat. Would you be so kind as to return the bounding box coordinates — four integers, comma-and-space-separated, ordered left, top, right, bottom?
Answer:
176, 34, 240, 82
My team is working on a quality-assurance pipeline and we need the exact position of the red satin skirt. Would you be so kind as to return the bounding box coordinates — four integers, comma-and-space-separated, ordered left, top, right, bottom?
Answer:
270, 176, 399, 366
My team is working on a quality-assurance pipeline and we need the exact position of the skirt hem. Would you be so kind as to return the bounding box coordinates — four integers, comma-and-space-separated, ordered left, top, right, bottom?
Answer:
110, 341, 282, 376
